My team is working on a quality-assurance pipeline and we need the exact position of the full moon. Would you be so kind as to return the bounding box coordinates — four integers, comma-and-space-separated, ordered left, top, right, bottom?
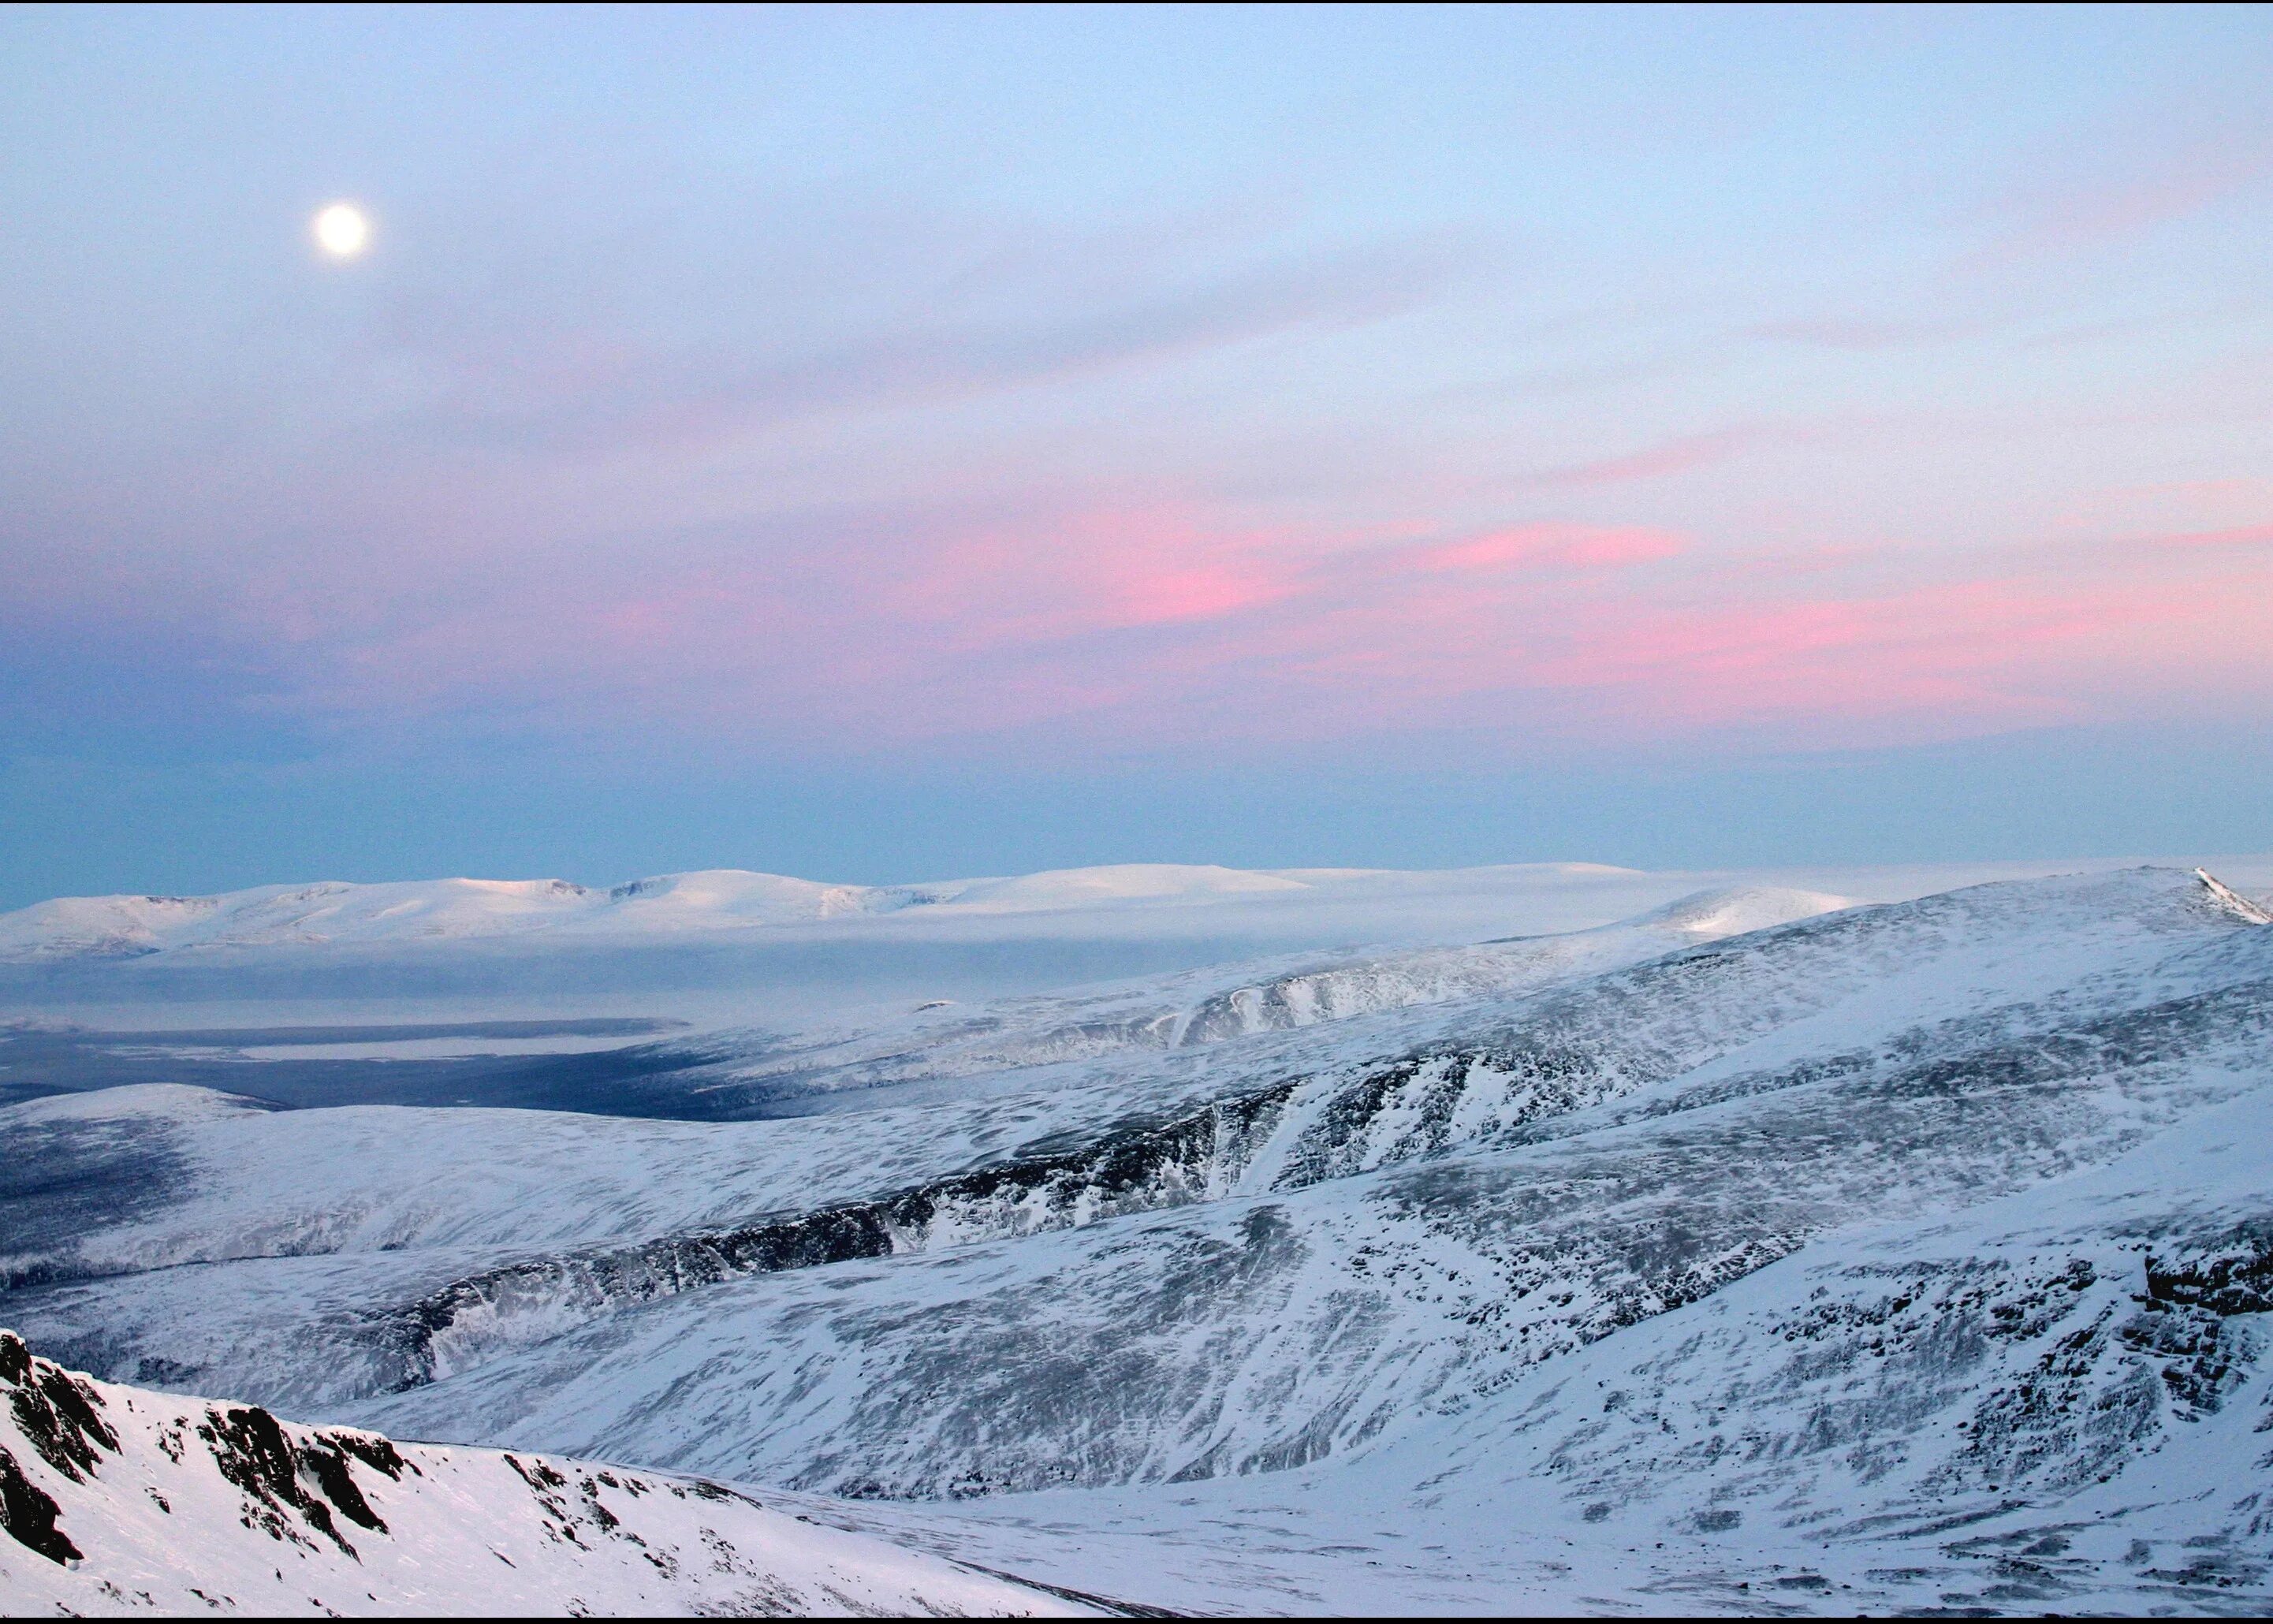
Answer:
312, 202, 371, 259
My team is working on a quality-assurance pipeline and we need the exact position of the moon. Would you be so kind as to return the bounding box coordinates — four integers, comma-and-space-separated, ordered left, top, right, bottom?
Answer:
312, 202, 371, 259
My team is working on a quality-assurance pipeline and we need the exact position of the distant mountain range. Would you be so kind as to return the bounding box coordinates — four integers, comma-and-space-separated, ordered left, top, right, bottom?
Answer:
0, 863, 1387, 960
36, 851, 2216, 961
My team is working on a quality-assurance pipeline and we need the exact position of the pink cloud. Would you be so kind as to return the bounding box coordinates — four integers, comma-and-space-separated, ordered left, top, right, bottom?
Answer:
2150, 521, 2273, 549
184, 466, 2273, 760
1410, 522, 1686, 574
1515, 566, 2272, 741
888, 509, 1300, 650
1109, 561, 1287, 625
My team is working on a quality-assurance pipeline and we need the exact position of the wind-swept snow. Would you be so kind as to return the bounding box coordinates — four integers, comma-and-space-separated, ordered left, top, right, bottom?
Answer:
859, 1082, 2273, 1615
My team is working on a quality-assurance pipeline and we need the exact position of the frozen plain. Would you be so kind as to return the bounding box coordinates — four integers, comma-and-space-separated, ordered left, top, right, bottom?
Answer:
6, 851, 2273, 1615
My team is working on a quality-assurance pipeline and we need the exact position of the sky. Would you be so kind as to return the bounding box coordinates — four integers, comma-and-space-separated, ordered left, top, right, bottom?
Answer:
3, 3, 2271, 905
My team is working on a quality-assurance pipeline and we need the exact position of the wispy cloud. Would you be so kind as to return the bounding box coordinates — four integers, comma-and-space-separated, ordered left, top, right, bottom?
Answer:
1526, 429, 1755, 489
181, 471, 2267, 760
1404, 522, 1686, 574
363, 203, 1484, 455
17, 470, 2273, 765
9, 11, 2273, 787
1742, 318, 1973, 351
1966, 115, 2273, 266
2147, 520, 2273, 549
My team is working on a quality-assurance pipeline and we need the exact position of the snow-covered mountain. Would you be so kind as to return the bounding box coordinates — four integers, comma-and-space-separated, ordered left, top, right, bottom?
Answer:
3, 855, 2226, 970
0, 862, 1632, 961
840, 1078, 2273, 1615
0, 871, 933, 960
0, 1331, 1094, 1616
6, 859, 2273, 1612
0, 860, 1851, 1031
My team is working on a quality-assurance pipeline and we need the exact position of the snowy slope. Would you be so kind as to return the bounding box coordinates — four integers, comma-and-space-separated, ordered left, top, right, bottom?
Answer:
9, 869, 2264, 1462
0, 871, 958, 960
0, 879, 605, 959
6, 863, 2273, 1613
844, 1080, 2273, 1615
320, 872, 2273, 1492
0, 885, 1853, 1299
610, 881, 1860, 1109
9, 855, 2261, 1046
0, 1332, 1094, 1617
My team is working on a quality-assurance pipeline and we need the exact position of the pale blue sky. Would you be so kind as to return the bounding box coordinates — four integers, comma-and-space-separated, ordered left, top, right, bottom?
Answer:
4, 5, 2270, 903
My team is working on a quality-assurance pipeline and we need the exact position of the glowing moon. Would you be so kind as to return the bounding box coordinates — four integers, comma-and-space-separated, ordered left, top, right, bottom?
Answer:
312, 202, 371, 259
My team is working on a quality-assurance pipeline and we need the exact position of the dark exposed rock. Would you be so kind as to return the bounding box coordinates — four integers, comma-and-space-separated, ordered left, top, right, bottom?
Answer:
2144, 1227, 2273, 1317
0, 1442, 79, 1566
296, 1439, 388, 1532
1, 1330, 117, 1481
1, 1329, 119, 1565
319, 1428, 414, 1481
196, 1401, 401, 1555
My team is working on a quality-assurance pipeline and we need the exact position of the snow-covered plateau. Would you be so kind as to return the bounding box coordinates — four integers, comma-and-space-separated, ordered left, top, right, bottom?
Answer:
6, 854, 2273, 1615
